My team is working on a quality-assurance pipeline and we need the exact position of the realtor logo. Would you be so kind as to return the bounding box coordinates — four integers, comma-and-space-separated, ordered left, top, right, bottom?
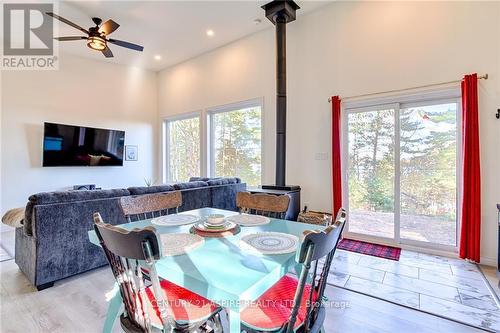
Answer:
2, 3, 58, 70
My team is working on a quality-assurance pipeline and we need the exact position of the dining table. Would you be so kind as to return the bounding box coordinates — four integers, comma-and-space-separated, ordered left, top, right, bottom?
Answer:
88, 207, 321, 333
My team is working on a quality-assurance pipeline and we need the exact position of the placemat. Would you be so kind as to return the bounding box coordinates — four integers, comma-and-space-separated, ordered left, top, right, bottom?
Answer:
151, 214, 199, 227
160, 233, 204, 256
240, 232, 299, 255
226, 214, 270, 226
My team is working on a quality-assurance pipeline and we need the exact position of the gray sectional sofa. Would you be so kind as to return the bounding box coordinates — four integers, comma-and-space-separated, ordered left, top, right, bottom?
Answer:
15, 177, 245, 290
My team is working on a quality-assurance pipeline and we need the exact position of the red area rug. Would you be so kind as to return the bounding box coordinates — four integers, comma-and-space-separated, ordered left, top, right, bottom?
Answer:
338, 239, 401, 261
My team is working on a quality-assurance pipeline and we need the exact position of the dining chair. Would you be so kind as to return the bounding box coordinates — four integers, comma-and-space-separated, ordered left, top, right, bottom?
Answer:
330, 208, 346, 227
93, 213, 223, 333
240, 208, 347, 333
236, 192, 290, 219
120, 191, 182, 223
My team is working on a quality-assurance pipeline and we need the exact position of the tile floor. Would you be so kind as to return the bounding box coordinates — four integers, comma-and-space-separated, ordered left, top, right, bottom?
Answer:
329, 249, 500, 332
0, 258, 484, 333
2, 229, 499, 331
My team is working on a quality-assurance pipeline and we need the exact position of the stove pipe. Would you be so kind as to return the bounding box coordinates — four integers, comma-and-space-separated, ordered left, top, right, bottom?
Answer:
262, 0, 300, 190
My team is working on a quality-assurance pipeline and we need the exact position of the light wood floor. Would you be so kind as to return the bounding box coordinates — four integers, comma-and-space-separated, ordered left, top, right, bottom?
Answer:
0, 259, 485, 333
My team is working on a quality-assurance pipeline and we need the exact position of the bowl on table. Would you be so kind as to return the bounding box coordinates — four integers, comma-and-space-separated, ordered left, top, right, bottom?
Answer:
205, 214, 226, 226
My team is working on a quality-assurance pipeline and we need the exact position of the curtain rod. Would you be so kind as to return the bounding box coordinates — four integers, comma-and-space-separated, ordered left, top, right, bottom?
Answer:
328, 74, 488, 103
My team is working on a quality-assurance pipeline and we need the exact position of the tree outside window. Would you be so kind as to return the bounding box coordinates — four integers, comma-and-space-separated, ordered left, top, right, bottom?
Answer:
211, 105, 262, 186
167, 116, 200, 182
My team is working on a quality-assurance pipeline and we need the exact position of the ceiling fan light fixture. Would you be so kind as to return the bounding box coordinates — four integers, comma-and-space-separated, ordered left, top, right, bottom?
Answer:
87, 36, 106, 51
46, 12, 144, 58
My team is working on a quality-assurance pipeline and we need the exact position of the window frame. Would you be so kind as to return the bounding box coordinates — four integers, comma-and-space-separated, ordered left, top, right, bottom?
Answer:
162, 111, 202, 183
341, 87, 462, 253
161, 97, 264, 186
206, 98, 264, 185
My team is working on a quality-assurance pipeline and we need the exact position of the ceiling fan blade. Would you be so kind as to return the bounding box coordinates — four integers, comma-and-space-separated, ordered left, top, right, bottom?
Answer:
54, 36, 87, 41
46, 12, 89, 35
107, 38, 144, 52
101, 46, 114, 58
99, 19, 120, 35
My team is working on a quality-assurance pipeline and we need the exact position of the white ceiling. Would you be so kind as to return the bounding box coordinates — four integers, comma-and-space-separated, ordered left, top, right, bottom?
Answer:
52, 1, 330, 71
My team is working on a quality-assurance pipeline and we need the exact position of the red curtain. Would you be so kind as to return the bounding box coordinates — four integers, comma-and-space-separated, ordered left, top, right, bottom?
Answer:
331, 96, 342, 216
459, 73, 481, 262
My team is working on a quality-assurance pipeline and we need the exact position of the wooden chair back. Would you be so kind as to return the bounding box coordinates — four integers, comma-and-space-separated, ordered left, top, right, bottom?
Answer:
285, 208, 346, 333
93, 213, 171, 333
120, 191, 182, 222
331, 208, 347, 227
236, 191, 290, 219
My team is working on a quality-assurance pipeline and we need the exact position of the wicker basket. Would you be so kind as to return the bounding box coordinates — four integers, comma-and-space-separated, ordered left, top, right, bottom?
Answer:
297, 210, 332, 226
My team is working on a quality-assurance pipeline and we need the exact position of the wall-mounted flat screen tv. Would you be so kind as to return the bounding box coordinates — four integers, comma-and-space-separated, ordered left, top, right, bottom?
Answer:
43, 122, 125, 167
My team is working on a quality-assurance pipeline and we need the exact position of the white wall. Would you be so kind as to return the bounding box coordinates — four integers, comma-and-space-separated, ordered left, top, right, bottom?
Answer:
1, 53, 158, 218
157, 31, 277, 185
157, 1, 500, 263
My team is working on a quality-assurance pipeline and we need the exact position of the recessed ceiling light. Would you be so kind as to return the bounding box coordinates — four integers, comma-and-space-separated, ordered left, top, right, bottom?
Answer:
154, 55, 162, 60
206, 29, 215, 37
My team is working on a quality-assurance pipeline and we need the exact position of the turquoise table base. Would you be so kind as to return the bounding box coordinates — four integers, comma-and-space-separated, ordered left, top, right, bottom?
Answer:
228, 308, 240, 333
103, 283, 122, 333
89, 208, 320, 332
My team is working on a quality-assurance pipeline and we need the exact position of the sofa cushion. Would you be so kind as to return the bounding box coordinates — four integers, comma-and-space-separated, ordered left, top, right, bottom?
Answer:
206, 177, 240, 186
189, 177, 211, 182
173, 181, 208, 190
190, 177, 241, 184
28, 189, 130, 205
128, 185, 175, 195
206, 179, 224, 186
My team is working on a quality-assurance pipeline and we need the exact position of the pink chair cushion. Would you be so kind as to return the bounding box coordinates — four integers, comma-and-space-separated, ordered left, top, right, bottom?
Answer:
145, 279, 220, 325
241, 274, 317, 331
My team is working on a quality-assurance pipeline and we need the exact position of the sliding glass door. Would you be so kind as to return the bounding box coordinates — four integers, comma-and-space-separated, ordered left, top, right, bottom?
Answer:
347, 107, 396, 239
344, 96, 460, 250
399, 102, 458, 247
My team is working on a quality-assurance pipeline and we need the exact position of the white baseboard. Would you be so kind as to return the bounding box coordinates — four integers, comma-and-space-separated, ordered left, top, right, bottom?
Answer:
401, 243, 458, 259
480, 256, 497, 267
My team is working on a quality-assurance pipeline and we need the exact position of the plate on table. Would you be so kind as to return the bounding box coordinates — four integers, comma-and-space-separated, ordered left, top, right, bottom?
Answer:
226, 214, 270, 226
151, 214, 199, 227
190, 224, 241, 238
240, 232, 299, 255
193, 220, 236, 233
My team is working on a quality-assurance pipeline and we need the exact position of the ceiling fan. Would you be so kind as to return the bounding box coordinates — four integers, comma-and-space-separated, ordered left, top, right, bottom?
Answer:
46, 12, 144, 58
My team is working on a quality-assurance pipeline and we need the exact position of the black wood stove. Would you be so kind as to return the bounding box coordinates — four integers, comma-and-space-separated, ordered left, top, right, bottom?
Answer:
255, 0, 301, 221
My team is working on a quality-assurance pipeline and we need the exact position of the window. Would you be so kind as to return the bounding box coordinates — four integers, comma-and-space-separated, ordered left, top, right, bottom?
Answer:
344, 90, 460, 249
164, 115, 200, 182
163, 99, 263, 187
209, 101, 262, 186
